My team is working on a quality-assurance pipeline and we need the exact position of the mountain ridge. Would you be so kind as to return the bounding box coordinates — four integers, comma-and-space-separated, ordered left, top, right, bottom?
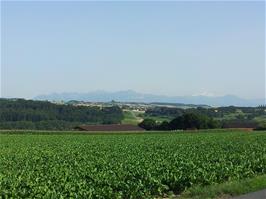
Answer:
34, 90, 265, 107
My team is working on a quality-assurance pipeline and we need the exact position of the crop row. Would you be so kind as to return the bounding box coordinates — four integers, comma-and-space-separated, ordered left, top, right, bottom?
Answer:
0, 131, 266, 198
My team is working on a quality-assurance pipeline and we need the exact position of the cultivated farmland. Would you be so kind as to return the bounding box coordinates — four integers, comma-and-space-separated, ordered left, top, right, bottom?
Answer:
0, 131, 266, 198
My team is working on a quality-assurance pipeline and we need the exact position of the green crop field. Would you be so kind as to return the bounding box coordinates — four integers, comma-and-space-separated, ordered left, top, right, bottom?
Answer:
1, 130, 266, 198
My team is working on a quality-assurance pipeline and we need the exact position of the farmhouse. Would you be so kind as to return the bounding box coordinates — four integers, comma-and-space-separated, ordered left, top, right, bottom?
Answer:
75, 124, 145, 131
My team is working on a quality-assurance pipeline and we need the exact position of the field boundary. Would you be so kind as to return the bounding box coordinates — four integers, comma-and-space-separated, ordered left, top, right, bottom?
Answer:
178, 174, 266, 199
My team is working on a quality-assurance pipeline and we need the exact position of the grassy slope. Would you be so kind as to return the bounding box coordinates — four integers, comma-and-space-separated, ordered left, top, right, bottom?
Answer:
122, 110, 173, 124
121, 110, 143, 125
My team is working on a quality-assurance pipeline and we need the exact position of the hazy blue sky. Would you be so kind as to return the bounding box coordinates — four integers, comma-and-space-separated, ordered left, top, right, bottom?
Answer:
1, 1, 265, 99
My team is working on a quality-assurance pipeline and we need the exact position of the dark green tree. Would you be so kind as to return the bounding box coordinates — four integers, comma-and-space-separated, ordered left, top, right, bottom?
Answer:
138, 119, 157, 130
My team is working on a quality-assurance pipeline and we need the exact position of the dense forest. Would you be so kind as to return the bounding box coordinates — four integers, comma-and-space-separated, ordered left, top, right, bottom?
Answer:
0, 99, 124, 130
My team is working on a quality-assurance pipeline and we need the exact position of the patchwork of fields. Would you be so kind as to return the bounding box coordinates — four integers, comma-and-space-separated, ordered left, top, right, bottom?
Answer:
1, 131, 266, 198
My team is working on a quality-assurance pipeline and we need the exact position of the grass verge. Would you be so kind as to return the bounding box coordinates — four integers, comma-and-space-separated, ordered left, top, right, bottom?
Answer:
178, 174, 266, 199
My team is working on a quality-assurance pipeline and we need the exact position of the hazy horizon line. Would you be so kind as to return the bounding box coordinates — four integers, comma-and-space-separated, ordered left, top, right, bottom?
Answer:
31, 89, 265, 100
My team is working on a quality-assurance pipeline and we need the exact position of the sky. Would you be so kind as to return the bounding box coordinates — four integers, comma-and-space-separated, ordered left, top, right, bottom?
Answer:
1, 1, 265, 99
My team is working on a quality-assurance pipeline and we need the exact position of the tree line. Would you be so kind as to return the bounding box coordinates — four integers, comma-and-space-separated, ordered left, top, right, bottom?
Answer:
145, 106, 266, 120
139, 112, 220, 130
0, 99, 124, 130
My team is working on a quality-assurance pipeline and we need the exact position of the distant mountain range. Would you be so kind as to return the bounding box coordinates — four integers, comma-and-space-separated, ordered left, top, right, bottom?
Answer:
34, 90, 265, 107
